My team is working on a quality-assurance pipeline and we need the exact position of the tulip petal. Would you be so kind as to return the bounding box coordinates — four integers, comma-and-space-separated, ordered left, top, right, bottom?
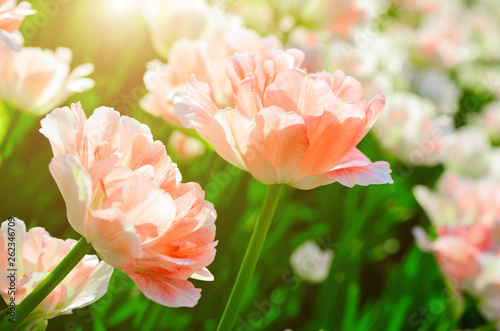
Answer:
362, 94, 385, 137
174, 76, 219, 140
235, 77, 262, 118
291, 148, 393, 189
49, 154, 92, 235
294, 110, 365, 179
263, 68, 336, 116
190, 267, 214, 281
88, 208, 142, 270
40, 102, 88, 159
326, 148, 393, 187
63, 261, 113, 312
210, 108, 279, 184
128, 273, 202, 307
317, 70, 364, 102
104, 178, 177, 244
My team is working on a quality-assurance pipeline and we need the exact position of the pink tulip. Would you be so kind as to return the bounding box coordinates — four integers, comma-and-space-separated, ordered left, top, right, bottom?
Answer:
414, 173, 500, 324
140, 28, 280, 126
414, 216, 500, 324
168, 131, 205, 160
0, 45, 94, 116
0, 218, 112, 329
414, 173, 500, 227
0, 0, 35, 51
174, 49, 393, 189
414, 224, 491, 283
40, 103, 217, 307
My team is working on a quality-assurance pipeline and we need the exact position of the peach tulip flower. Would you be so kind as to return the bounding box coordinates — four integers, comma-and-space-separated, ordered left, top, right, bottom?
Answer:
413, 224, 491, 284
0, 218, 112, 330
414, 176, 500, 326
415, 219, 500, 326
0, 0, 35, 51
168, 131, 205, 161
40, 103, 217, 307
140, 28, 280, 126
174, 49, 393, 189
0, 45, 94, 116
373, 92, 453, 166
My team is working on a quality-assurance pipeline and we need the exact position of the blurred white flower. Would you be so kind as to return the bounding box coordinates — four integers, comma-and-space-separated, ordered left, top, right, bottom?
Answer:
142, 0, 241, 60
290, 240, 333, 284
442, 126, 493, 179
464, 7, 500, 62
324, 32, 410, 81
409, 69, 460, 116
373, 92, 453, 166
485, 149, 500, 181
472, 101, 500, 143
474, 255, 500, 323
217, 0, 367, 37
456, 63, 500, 100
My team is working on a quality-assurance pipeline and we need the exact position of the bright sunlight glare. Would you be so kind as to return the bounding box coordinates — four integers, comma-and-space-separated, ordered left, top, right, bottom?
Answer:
106, 0, 140, 16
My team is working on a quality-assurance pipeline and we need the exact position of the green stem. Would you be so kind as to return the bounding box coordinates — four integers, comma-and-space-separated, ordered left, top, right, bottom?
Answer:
0, 237, 93, 330
0, 101, 18, 161
217, 184, 284, 331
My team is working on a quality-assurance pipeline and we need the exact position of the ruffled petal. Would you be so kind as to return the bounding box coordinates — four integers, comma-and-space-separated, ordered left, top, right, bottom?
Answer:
263, 68, 336, 116
40, 102, 88, 161
104, 178, 177, 244
174, 75, 219, 140
325, 148, 393, 188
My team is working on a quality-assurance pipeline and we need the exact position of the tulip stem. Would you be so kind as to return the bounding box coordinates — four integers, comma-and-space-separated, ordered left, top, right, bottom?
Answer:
217, 184, 284, 331
0, 101, 18, 162
0, 236, 93, 330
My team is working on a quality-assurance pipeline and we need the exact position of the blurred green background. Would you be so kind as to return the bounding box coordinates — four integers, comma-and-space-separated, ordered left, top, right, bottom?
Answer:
0, 0, 494, 330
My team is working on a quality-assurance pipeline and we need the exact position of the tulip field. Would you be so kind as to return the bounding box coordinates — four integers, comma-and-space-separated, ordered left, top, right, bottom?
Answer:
1, 0, 500, 330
